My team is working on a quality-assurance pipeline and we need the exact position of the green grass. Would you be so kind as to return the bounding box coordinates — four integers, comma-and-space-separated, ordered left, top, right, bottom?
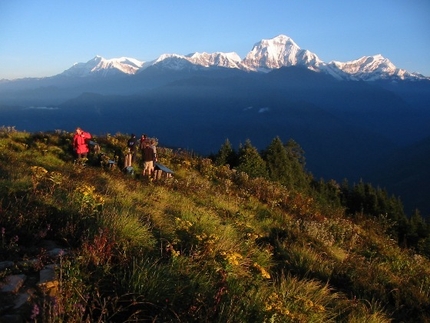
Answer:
1, 129, 430, 322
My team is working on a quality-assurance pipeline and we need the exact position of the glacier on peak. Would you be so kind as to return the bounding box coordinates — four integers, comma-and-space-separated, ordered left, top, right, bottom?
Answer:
63, 56, 145, 77
186, 52, 242, 69
50, 34, 430, 81
242, 34, 324, 72
328, 54, 423, 80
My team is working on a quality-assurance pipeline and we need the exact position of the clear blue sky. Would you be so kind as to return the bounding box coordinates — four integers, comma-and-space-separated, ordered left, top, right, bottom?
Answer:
1, 0, 429, 80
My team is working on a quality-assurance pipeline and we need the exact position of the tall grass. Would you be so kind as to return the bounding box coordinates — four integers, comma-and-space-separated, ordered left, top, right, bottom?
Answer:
1, 130, 430, 322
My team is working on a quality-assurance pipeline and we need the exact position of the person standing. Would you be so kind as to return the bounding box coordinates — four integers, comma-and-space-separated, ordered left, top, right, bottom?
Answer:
139, 134, 148, 171
142, 139, 157, 178
73, 127, 91, 165
138, 134, 147, 151
124, 133, 137, 169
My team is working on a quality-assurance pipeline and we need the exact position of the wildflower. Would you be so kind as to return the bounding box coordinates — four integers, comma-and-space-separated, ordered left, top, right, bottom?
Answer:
77, 302, 86, 313
315, 304, 325, 312
253, 262, 271, 279
30, 304, 40, 320
222, 251, 242, 266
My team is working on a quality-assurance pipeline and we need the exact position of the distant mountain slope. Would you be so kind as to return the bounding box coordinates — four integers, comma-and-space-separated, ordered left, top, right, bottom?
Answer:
39, 67, 396, 183
366, 136, 430, 216
61, 56, 145, 77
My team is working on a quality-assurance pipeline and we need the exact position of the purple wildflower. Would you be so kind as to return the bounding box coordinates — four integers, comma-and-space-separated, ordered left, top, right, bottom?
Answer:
30, 304, 40, 320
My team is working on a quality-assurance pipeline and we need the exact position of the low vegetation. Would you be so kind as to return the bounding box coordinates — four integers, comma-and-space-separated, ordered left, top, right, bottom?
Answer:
1, 127, 429, 322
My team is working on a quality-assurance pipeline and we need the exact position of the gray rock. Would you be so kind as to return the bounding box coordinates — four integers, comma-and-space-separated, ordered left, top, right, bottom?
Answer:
0, 275, 26, 294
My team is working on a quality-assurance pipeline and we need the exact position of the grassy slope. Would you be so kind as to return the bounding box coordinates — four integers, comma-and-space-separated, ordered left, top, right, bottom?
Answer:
0, 129, 429, 322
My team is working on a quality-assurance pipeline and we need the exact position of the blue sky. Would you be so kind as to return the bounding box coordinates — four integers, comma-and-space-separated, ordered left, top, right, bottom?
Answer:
1, 0, 429, 79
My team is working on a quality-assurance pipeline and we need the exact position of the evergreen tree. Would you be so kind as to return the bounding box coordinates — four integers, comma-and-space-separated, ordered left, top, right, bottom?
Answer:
215, 138, 237, 167
236, 139, 268, 179
345, 180, 409, 243
264, 136, 291, 184
311, 178, 342, 208
284, 139, 310, 190
407, 209, 428, 247
285, 139, 306, 167
263, 136, 310, 191
339, 178, 350, 206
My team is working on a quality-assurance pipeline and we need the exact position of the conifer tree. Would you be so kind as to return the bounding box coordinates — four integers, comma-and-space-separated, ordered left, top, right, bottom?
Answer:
284, 139, 310, 190
215, 138, 237, 167
264, 136, 290, 184
262, 137, 312, 191
407, 209, 428, 247
236, 139, 268, 179
285, 139, 306, 167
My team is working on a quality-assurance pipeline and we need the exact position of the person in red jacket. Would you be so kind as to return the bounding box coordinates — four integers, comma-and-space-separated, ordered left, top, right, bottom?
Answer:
73, 127, 91, 164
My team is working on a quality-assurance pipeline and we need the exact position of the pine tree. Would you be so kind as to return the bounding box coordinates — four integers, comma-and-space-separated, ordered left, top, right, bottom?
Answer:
236, 139, 268, 179
264, 136, 290, 183
408, 209, 428, 247
284, 139, 310, 190
262, 137, 311, 191
215, 138, 237, 167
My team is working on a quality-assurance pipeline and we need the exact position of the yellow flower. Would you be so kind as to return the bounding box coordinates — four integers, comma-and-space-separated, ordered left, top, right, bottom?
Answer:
31, 166, 48, 179
253, 262, 271, 279
222, 251, 243, 266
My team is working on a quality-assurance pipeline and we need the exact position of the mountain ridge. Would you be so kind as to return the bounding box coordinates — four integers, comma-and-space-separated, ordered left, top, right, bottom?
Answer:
2, 35, 428, 82
59, 34, 429, 81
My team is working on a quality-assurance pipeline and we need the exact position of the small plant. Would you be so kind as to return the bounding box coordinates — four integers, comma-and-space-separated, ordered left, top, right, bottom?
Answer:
74, 183, 105, 215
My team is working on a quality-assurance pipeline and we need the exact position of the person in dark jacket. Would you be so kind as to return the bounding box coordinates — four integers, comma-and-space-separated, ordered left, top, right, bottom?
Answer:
142, 139, 157, 178
124, 133, 137, 169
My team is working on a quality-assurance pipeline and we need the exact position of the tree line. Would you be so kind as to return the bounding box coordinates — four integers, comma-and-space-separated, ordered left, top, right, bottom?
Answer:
211, 136, 430, 258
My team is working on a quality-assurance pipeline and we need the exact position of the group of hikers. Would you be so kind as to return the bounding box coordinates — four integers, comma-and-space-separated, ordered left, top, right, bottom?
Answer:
124, 133, 157, 177
73, 127, 157, 178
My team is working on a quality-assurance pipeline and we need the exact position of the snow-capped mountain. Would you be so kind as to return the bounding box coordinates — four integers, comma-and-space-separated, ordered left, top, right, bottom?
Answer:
30, 35, 430, 81
327, 54, 426, 81
186, 52, 243, 69
144, 54, 197, 71
61, 56, 145, 77
242, 35, 324, 72
140, 51, 245, 72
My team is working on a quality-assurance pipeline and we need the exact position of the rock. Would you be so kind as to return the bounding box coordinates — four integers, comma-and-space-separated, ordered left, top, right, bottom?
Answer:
13, 291, 31, 310
0, 275, 26, 294
0, 261, 14, 271
48, 248, 67, 258
0, 314, 24, 323
38, 264, 59, 297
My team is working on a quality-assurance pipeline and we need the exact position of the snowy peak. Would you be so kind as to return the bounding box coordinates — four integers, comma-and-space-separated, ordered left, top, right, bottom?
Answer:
335, 54, 395, 74
145, 54, 198, 71
62, 56, 145, 77
186, 52, 243, 69
57, 35, 428, 81
140, 51, 244, 72
328, 54, 425, 81
242, 34, 323, 72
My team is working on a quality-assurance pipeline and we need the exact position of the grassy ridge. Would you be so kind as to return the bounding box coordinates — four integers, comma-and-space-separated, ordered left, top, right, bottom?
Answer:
0, 128, 429, 322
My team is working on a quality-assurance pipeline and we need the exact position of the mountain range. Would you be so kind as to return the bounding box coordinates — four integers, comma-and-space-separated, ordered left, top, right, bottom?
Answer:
0, 34, 429, 216
47, 34, 428, 81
